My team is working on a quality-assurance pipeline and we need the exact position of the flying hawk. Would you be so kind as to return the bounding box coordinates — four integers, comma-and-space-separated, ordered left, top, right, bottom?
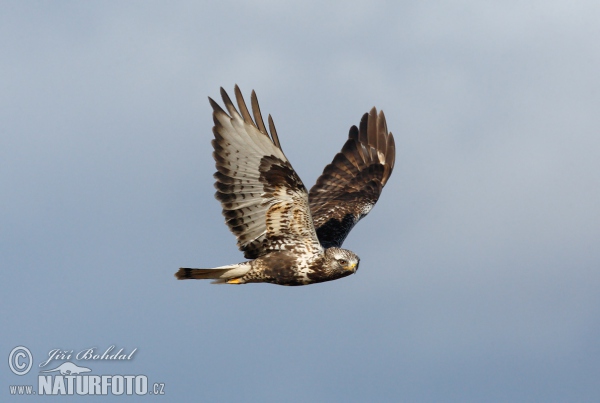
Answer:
175, 86, 395, 286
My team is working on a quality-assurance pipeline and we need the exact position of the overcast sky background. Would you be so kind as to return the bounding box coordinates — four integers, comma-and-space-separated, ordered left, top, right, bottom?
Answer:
2, 1, 599, 402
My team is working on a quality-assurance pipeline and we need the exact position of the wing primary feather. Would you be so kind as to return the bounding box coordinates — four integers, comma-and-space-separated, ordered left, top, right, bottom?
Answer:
220, 87, 241, 119
377, 110, 388, 159
384, 133, 396, 183
268, 114, 283, 151
358, 112, 369, 144
348, 125, 359, 141
250, 90, 269, 136
367, 107, 378, 149
208, 97, 227, 118
234, 84, 254, 125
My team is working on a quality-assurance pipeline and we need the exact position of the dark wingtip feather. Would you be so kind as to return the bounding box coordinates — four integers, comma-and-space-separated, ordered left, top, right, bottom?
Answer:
250, 90, 269, 135
367, 107, 378, 147
358, 112, 369, 144
219, 87, 229, 103
220, 87, 240, 118
348, 125, 359, 141
268, 114, 283, 151
377, 110, 388, 151
386, 132, 396, 174
208, 96, 223, 112
234, 85, 254, 125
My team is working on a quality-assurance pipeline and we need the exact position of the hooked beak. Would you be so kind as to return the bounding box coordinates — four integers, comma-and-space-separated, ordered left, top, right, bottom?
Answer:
347, 262, 358, 272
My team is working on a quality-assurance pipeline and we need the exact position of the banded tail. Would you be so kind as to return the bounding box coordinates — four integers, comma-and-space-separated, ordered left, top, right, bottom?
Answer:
175, 262, 251, 284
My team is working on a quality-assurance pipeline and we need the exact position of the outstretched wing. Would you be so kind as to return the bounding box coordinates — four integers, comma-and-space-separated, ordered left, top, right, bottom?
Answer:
308, 108, 395, 248
211, 86, 322, 259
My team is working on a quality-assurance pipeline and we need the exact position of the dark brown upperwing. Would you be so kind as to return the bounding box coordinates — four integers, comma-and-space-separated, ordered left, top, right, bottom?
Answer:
308, 108, 395, 248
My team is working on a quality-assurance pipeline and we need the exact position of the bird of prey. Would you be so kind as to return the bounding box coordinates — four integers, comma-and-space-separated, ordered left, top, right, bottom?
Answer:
175, 86, 395, 286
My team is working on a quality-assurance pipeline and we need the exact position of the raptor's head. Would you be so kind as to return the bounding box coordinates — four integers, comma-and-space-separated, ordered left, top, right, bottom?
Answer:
324, 247, 360, 279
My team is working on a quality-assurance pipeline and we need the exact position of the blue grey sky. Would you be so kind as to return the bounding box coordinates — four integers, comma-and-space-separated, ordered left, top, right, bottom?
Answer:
2, 1, 599, 402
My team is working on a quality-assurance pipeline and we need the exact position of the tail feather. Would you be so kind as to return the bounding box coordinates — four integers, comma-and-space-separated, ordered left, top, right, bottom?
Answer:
175, 263, 251, 284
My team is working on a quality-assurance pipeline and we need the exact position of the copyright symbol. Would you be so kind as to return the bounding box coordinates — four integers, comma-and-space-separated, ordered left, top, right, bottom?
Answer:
8, 346, 33, 375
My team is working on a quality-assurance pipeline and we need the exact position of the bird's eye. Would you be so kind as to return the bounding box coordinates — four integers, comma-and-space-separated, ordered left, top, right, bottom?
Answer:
339, 259, 347, 265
